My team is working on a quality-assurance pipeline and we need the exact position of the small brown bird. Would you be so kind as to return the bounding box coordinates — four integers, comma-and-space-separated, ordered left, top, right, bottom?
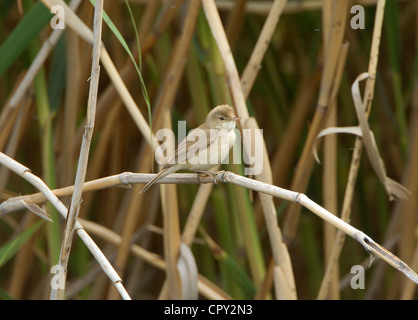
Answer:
141, 104, 240, 193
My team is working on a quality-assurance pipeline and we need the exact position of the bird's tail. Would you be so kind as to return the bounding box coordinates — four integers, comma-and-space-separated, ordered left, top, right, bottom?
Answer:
140, 166, 174, 193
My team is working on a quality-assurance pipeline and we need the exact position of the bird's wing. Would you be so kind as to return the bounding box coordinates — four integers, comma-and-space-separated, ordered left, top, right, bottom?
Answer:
163, 128, 218, 169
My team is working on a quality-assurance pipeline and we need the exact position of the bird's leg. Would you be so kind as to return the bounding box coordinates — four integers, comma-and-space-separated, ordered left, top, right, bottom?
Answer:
195, 170, 215, 184
195, 170, 225, 184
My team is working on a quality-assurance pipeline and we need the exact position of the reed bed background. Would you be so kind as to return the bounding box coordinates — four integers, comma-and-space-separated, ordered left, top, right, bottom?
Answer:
0, 0, 417, 300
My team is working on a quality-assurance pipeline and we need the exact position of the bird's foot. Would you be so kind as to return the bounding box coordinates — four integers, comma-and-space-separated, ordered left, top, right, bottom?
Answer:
195, 170, 225, 184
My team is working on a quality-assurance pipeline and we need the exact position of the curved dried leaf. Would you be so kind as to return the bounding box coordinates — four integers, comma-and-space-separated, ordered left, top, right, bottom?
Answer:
313, 73, 410, 201
313, 126, 362, 163
22, 200, 52, 222
177, 243, 198, 300
352, 73, 410, 200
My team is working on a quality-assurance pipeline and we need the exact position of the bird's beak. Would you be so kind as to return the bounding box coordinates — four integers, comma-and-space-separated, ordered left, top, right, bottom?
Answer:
231, 117, 241, 121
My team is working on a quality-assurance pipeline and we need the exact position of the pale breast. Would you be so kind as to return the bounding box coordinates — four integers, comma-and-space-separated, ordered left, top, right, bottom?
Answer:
188, 128, 236, 170
216, 128, 236, 163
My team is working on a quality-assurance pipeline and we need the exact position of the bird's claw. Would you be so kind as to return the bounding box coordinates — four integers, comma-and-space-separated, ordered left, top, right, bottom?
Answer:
196, 170, 226, 185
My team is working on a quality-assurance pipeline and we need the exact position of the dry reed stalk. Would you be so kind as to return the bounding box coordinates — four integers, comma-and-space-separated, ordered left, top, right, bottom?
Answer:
105, 146, 152, 299
2, 161, 417, 285
240, 0, 287, 98
317, 15, 349, 296
142, 0, 201, 300
401, 242, 418, 299
224, 0, 290, 281
137, 0, 159, 44
321, 41, 349, 300
182, 183, 215, 246
124, 191, 161, 295
78, 218, 232, 300
142, 0, 185, 53
102, 135, 155, 298
74, 2, 95, 104
0, 73, 26, 151
270, 66, 321, 190
222, 172, 418, 285
321, 0, 332, 42
394, 59, 418, 298
0, 173, 219, 215
254, 258, 275, 300
51, 0, 104, 300
108, 118, 126, 212
202, 0, 297, 299
0, 105, 19, 154
81, 102, 126, 294
225, 0, 248, 48
79, 102, 122, 219
322, 97, 340, 299
0, 151, 131, 299
158, 109, 182, 300
215, 0, 409, 15
197, 276, 233, 300
3, 0, 81, 125
149, 0, 201, 134
8, 215, 38, 298
71, 5, 166, 258
394, 86, 418, 261
320, 0, 341, 300
105, 1, 124, 63
232, 169, 265, 286
317, 0, 387, 299
0, 93, 31, 193
40, 0, 158, 151
73, 68, 132, 154
321, 1, 336, 297
57, 29, 81, 188
282, 0, 349, 241
201, 0, 247, 116
336, 237, 398, 291
100, 49, 158, 148
73, 0, 183, 149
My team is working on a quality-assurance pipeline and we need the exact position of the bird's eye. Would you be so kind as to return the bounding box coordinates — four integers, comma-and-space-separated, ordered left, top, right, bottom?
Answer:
219, 116, 225, 121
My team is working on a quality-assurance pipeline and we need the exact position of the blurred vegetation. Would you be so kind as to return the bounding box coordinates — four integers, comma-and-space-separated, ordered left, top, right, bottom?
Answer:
0, 0, 417, 300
